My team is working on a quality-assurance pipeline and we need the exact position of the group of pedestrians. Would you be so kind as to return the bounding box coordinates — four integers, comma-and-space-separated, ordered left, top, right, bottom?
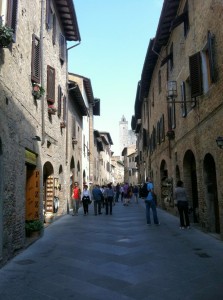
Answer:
71, 182, 115, 216
72, 178, 191, 229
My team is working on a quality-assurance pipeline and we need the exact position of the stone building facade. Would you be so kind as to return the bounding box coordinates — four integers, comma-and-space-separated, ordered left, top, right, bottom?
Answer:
0, 0, 80, 265
133, 0, 223, 238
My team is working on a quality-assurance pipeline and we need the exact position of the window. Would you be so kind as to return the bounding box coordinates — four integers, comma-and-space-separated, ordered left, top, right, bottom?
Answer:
63, 96, 67, 122
180, 82, 187, 117
168, 103, 175, 130
52, 13, 56, 45
47, 65, 55, 103
171, 0, 189, 37
31, 34, 41, 83
57, 85, 62, 117
160, 114, 165, 142
189, 31, 216, 98
6, 0, 18, 41
46, 0, 53, 29
59, 33, 66, 62
158, 70, 161, 94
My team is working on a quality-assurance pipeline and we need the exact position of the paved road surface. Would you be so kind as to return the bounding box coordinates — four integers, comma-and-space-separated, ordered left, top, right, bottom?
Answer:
0, 200, 223, 300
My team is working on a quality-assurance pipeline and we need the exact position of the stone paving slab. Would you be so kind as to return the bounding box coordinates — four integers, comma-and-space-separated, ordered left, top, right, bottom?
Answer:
0, 200, 223, 299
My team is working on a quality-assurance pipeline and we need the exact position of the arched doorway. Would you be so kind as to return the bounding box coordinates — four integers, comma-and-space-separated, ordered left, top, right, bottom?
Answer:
43, 162, 54, 222
160, 160, 170, 209
183, 150, 199, 223
203, 154, 220, 233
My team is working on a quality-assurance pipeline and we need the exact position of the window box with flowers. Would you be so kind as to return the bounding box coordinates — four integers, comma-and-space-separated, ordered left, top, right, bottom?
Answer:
60, 121, 66, 128
32, 82, 45, 99
0, 16, 14, 48
48, 104, 57, 115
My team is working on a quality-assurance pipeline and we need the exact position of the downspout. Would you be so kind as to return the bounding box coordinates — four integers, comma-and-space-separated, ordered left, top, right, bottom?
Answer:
40, 0, 45, 145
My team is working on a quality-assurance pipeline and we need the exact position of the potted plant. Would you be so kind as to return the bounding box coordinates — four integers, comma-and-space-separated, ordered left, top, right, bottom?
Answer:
32, 82, 45, 99
48, 104, 57, 115
0, 16, 14, 48
25, 219, 44, 237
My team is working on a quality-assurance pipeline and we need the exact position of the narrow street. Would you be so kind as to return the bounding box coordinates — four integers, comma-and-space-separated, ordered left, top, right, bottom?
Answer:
0, 200, 223, 300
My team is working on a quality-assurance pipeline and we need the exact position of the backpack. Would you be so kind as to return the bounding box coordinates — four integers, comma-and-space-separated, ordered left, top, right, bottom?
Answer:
140, 183, 148, 198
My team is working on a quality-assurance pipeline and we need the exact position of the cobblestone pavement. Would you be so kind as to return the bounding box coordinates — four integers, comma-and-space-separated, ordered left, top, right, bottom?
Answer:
0, 200, 223, 300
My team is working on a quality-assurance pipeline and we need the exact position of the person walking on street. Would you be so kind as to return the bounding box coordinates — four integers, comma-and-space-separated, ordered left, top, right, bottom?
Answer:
115, 183, 120, 202
72, 182, 81, 216
133, 185, 139, 203
105, 183, 114, 215
81, 184, 91, 215
174, 180, 190, 229
123, 182, 129, 206
92, 184, 103, 215
145, 177, 160, 225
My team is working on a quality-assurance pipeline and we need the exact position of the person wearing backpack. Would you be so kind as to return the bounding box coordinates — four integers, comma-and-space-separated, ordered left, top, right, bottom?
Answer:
145, 177, 160, 226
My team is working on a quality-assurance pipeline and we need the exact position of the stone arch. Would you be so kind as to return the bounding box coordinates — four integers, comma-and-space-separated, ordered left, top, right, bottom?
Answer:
203, 153, 220, 233
183, 150, 199, 223
160, 160, 169, 209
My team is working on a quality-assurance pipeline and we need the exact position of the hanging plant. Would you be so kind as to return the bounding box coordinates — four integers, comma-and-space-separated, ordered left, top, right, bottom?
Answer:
48, 104, 57, 115
32, 82, 45, 99
0, 16, 14, 48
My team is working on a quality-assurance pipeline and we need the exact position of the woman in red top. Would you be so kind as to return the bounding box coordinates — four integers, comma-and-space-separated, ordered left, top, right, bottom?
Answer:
72, 182, 81, 216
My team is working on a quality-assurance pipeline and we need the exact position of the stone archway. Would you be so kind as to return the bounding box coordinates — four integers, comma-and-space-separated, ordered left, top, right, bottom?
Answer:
203, 153, 220, 233
183, 150, 199, 223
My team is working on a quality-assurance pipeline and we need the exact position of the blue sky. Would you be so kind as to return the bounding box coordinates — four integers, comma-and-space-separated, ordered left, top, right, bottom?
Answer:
68, 0, 163, 155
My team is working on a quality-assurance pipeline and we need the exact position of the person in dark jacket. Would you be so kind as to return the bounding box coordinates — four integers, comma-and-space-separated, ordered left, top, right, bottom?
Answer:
174, 180, 190, 229
105, 184, 115, 215
92, 184, 103, 215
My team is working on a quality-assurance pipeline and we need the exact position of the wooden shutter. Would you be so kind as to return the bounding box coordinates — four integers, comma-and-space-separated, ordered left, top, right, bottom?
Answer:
207, 31, 215, 83
93, 99, 100, 116
160, 114, 165, 142
60, 34, 66, 62
31, 34, 41, 83
63, 96, 67, 121
157, 121, 160, 145
189, 52, 203, 98
52, 14, 56, 45
47, 65, 55, 103
181, 82, 187, 117
57, 85, 62, 117
6, 0, 18, 41
46, 0, 51, 29
143, 128, 147, 148
161, 52, 173, 67
171, 11, 188, 31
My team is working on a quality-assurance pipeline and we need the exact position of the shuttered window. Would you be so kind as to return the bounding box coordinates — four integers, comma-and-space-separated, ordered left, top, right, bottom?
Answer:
46, 0, 52, 29
160, 114, 165, 142
189, 52, 203, 98
60, 34, 66, 62
47, 65, 55, 103
143, 128, 147, 148
57, 85, 62, 117
6, 0, 18, 41
63, 96, 67, 122
31, 34, 41, 83
207, 31, 216, 83
181, 82, 187, 117
52, 14, 56, 45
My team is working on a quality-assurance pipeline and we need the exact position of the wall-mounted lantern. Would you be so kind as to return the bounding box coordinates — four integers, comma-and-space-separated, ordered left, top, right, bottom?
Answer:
216, 136, 223, 149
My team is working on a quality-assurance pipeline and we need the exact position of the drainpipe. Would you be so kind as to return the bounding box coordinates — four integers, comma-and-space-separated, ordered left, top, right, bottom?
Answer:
40, 0, 45, 145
